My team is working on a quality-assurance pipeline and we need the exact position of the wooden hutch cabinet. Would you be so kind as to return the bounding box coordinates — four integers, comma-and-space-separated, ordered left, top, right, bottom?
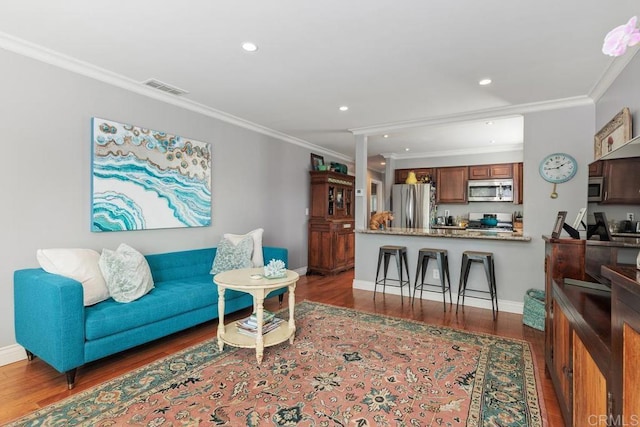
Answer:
308, 171, 355, 275
543, 237, 640, 426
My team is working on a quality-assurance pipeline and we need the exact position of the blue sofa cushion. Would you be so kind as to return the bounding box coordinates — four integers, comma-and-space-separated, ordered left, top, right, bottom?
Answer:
85, 275, 246, 340
145, 248, 217, 283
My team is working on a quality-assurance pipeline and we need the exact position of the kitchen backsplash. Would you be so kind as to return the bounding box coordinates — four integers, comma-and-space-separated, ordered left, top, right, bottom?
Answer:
435, 202, 523, 220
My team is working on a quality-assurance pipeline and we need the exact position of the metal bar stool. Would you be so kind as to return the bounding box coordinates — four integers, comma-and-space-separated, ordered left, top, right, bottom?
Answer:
412, 248, 452, 311
374, 245, 410, 301
456, 250, 498, 320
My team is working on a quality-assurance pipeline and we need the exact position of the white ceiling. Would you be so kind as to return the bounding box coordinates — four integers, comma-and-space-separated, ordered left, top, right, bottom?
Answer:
0, 1, 638, 171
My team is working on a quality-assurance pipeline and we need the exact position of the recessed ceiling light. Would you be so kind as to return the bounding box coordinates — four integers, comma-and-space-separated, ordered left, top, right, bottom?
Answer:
383, 134, 389, 138
490, 140, 496, 144
242, 42, 258, 52
380, 161, 386, 165
486, 121, 494, 125
405, 148, 410, 152
339, 106, 349, 111
479, 78, 492, 86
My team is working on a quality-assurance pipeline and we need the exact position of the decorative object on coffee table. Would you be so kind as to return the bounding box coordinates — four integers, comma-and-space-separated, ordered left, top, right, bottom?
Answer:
263, 259, 286, 278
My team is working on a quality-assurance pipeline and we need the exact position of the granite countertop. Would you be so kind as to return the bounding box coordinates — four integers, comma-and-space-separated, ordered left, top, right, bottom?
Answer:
358, 227, 531, 242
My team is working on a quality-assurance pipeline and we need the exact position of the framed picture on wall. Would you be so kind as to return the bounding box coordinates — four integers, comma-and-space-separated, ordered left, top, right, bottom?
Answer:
594, 107, 632, 159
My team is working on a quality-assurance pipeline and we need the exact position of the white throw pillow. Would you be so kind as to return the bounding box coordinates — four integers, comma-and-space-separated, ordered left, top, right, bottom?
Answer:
223, 228, 264, 267
36, 248, 110, 306
99, 243, 154, 303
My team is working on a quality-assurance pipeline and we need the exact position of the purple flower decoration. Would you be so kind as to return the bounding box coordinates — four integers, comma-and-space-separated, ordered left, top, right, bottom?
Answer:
603, 16, 640, 56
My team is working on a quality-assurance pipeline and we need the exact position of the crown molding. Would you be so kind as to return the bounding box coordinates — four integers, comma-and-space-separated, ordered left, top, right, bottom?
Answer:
350, 97, 593, 136
391, 144, 523, 160
0, 31, 352, 163
589, 45, 640, 102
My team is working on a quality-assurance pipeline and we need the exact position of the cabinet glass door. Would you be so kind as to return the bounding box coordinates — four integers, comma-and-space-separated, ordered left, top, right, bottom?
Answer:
328, 186, 334, 215
336, 189, 344, 209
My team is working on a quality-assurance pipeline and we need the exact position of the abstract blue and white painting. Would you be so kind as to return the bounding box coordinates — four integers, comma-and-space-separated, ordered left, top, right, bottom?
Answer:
91, 117, 211, 232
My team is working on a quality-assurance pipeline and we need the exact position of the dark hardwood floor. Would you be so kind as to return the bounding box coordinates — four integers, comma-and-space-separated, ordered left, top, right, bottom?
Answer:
0, 270, 563, 426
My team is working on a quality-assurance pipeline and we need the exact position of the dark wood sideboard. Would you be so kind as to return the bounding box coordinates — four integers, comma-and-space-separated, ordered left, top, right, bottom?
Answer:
543, 237, 640, 426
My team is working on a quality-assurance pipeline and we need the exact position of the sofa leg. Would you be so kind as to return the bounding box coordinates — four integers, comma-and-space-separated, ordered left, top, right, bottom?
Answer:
25, 349, 35, 361
66, 369, 77, 390
278, 294, 284, 306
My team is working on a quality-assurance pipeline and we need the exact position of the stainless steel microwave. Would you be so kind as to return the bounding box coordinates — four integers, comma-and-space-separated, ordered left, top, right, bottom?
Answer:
588, 177, 604, 202
467, 179, 514, 202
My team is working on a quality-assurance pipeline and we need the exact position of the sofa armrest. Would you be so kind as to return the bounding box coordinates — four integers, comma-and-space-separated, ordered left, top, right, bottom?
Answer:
262, 246, 288, 268
14, 269, 85, 373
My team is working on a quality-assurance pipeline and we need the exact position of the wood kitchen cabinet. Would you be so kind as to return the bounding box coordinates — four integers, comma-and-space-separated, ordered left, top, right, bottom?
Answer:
589, 160, 603, 177
551, 277, 611, 427
552, 300, 573, 423
543, 238, 640, 427
544, 238, 586, 425
601, 158, 640, 204
606, 265, 640, 425
394, 168, 435, 184
436, 166, 468, 203
308, 171, 355, 275
573, 331, 608, 427
468, 163, 513, 179
513, 162, 523, 204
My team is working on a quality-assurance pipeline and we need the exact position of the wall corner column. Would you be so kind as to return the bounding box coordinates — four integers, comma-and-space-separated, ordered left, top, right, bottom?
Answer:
354, 134, 368, 231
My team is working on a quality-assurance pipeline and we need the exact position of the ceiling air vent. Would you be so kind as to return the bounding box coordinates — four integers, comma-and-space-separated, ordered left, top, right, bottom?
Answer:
142, 79, 189, 96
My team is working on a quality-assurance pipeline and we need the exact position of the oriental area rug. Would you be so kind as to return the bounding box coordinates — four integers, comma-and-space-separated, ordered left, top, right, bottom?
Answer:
8, 301, 545, 426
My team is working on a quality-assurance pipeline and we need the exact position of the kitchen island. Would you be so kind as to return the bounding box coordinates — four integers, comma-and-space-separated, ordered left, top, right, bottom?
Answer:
359, 226, 531, 241
353, 227, 533, 314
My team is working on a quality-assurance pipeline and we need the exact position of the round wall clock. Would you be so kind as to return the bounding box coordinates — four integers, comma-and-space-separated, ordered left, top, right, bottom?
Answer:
539, 153, 578, 183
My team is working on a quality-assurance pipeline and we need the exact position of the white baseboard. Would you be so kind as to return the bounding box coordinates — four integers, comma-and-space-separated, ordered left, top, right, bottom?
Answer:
293, 266, 307, 276
0, 344, 27, 367
352, 279, 524, 314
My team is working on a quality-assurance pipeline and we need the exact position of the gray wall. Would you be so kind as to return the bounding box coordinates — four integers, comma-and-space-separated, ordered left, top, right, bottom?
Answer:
593, 51, 640, 263
596, 52, 640, 132
355, 104, 594, 305
0, 49, 316, 349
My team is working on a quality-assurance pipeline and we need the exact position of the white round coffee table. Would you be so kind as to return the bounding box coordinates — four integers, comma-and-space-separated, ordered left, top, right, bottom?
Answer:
213, 267, 299, 364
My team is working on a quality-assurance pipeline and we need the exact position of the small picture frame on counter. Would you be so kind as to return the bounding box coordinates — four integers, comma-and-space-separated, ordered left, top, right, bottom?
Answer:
551, 211, 567, 238
587, 212, 613, 241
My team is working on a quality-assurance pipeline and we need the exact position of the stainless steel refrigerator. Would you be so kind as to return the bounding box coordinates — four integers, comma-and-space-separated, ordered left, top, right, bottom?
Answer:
391, 184, 434, 229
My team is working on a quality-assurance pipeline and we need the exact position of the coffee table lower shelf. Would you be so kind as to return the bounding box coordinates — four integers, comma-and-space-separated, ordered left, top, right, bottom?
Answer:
219, 321, 295, 349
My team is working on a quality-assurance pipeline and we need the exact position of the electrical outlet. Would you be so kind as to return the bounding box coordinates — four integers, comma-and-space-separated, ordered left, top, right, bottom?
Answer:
433, 269, 440, 279
627, 213, 635, 221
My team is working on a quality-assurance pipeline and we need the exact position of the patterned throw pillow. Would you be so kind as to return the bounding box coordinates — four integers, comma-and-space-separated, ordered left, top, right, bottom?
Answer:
210, 236, 254, 275
223, 228, 264, 267
99, 243, 154, 303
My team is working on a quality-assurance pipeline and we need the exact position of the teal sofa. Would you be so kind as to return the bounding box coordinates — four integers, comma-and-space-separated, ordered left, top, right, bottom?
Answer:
13, 246, 288, 388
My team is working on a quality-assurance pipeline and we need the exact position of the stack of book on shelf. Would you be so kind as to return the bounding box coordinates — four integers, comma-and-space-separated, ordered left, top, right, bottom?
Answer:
236, 310, 284, 336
